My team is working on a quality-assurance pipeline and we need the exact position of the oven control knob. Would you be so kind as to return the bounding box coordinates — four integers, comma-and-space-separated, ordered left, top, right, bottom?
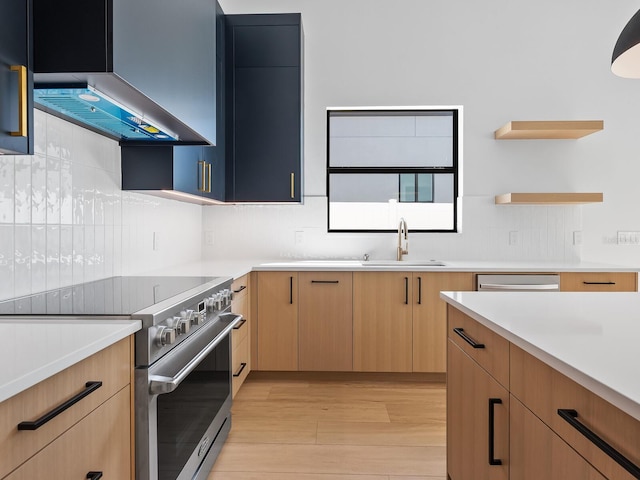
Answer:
176, 318, 191, 335
156, 326, 176, 346
214, 294, 225, 310
192, 311, 205, 325
183, 309, 194, 322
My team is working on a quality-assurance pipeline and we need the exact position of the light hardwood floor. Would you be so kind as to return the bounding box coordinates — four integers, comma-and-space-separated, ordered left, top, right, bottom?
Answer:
208, 372, 447, 480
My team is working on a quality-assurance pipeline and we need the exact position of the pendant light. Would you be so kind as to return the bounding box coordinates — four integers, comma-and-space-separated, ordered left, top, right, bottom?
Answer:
612, 9, 640, 78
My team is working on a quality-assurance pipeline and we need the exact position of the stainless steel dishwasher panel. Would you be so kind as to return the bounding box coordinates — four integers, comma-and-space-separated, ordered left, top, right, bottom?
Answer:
476, 274, 560, 291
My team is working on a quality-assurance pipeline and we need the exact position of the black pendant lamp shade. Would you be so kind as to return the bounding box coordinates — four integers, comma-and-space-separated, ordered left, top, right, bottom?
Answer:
612, 9, 640, 78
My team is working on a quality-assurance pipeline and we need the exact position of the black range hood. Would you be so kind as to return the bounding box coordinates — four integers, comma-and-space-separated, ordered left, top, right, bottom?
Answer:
33, 0, 217, 145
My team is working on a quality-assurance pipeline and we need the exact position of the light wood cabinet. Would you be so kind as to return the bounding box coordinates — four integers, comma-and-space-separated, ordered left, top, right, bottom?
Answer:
560, 272, 637, 292
298, 272, 353, 371
0, 337, 133, 479
231, 274, 251, 396
5, 387, 131, 480
447, 334, 509, 480
511, 344, 640, 480
412, 272, 473, 372
353, 272, 413, 372
510, 395, 606, 480
449, 305, 640, 480
256, 271, 299, 371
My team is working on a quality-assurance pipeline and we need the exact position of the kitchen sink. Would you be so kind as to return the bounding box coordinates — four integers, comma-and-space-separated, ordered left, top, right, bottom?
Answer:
362, 260, 447, 267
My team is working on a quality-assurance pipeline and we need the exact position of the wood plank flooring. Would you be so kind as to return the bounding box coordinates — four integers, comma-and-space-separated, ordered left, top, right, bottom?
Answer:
208, 373, 446, 480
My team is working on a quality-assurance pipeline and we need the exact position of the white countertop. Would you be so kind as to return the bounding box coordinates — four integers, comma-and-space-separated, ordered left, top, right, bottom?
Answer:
440, 291, 640, 421
143, 259, 639, 278
0, 319, 141, 404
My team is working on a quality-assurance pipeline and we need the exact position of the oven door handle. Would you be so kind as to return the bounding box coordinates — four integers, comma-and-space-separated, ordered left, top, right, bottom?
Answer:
148, 314, 243, 395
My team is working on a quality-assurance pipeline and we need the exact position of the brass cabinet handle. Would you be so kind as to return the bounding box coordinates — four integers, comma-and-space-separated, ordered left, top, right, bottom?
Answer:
206, 162, 212, 193
290, 172, 295, 199
198, 160, 206, 192
10, 65, 27, 137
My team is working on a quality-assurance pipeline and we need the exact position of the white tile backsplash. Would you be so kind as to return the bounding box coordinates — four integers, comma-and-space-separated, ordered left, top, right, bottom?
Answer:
0, 110, 203, 301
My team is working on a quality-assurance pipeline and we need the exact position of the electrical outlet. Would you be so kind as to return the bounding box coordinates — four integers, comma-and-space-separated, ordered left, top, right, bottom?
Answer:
295, 230, 304, 245
618, 231, 640, 245
573, 231, 582, 246
205, 231, 215, 246
509, 231, 519, 246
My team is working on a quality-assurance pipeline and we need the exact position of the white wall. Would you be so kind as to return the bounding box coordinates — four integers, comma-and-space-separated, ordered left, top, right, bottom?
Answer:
0, 110, 203, 301
203, 0, 640, 265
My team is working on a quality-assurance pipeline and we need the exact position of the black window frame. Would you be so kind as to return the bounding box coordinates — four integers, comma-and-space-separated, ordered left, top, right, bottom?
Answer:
326, 108, 459, 233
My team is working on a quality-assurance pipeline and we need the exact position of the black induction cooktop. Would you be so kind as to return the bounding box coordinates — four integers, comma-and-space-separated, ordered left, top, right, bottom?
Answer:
0, 276, 224, 316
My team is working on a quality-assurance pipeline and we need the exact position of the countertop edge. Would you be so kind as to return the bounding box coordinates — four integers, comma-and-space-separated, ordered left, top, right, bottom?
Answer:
0, 320, 141, 404
440, 292, 640, 423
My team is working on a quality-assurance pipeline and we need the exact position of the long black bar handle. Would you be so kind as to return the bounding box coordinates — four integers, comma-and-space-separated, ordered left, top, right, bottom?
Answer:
558, 409, 640, 479
404, 277, 409, 305
453, 328, 485, 349
289, 276, 293, 304
233, 362, 247, 377
583, 281, 616, 285
417, 276, 422, 305
87, 473, 103, 480
311, 280, 340, 284
233, 285, 247, 293
489, 398, 503, 466
232, 318, 247, 330
18, 381, 103, 431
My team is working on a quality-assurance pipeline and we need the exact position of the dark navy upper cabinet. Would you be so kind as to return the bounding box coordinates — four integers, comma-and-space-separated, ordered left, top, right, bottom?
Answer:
32, 0, 217, 145
226, 14, 303, 202
121, 145, 225, 204
0, 0, 33, 155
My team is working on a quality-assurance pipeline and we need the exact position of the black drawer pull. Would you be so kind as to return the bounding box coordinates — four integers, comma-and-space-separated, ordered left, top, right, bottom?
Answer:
289, 276, 293, 304
311, 280, 340, 284
558, 409, 640, 479
453, 328, 485, 349
18, 381, 103, 431
404, 277, 409, 305
417, 276, 422, 305
232, 318, 247, 330
233, 362, 247, 377
233, 285, 247, 293
87, 472, 103, 480
489, 398, 503, 466
583, 281, 616, 285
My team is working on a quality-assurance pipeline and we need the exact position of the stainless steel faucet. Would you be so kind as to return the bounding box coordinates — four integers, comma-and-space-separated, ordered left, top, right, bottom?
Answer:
397, 217, 408, 261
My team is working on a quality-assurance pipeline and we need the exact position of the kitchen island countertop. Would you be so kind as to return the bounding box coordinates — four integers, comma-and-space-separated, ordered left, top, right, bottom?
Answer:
0, 319, 141, 403
440, 291, 640, 422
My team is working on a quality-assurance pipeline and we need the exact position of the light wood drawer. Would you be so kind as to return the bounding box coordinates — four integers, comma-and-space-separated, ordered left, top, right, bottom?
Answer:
510, 395, 606, 480
511, 345, 640, 480
0, 337, 131, 479
5, 386, 131, 480
232, 274, 250, 303
447, 305, 509, 387
232, 334, 250, 398
232, 310, 249, 351
560, 272, 637, 291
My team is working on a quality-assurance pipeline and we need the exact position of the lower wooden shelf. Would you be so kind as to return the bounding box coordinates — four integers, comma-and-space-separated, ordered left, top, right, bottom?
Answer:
494, 120, 604, 139
495, 193, 604, 205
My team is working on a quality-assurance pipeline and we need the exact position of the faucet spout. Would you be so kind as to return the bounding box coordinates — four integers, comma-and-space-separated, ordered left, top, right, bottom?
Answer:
397, 217, 409, 261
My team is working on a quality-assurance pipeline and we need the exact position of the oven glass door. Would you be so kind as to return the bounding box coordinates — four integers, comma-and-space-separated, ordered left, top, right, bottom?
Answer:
155, 334, 230, 480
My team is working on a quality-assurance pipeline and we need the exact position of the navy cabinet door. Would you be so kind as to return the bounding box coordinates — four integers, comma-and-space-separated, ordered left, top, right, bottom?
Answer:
226, 15, 302, 202
0, 0, 33, 155
233, 66, 300, 202
173, 146, 207, 197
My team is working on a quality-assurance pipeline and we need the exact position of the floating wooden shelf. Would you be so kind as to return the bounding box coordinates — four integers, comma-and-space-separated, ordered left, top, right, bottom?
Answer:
495, 193, 604, 205
494, 120, 604, 139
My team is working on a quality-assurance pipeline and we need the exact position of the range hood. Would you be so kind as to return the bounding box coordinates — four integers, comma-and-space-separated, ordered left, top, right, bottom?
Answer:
33, 0, 218, 145
35, 84, 178, 141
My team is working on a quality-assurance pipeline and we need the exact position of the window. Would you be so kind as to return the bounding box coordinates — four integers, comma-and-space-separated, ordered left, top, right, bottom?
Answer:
327, 108, 460, 232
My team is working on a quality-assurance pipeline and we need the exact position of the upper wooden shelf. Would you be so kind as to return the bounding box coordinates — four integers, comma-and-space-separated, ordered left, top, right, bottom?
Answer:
495, 193, 604, 205
494, 120, 604, 139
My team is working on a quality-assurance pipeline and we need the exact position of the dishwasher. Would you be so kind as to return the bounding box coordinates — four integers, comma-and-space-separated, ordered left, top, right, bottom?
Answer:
476, 274, 560, 291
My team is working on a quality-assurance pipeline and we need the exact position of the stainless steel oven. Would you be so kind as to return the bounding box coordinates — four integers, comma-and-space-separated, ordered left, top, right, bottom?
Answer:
136, 312, 241, 480
0, 275, 242, 480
